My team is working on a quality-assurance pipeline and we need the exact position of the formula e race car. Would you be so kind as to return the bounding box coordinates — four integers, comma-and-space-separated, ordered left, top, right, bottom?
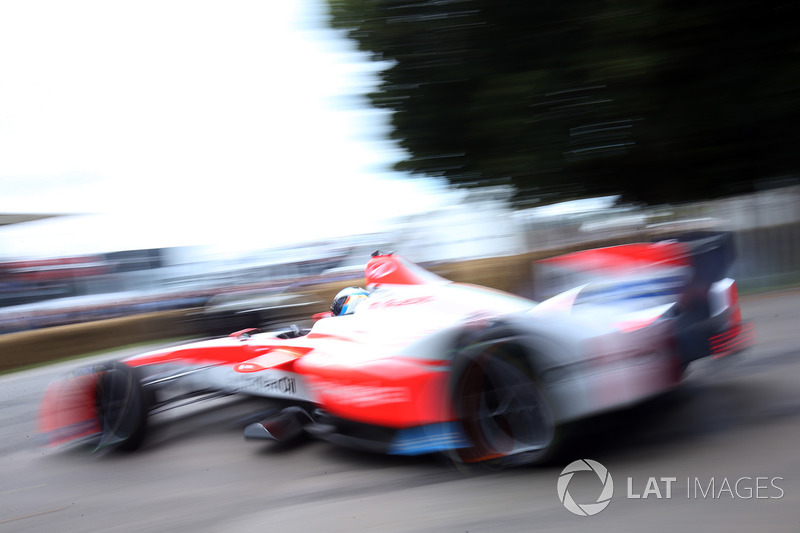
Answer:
38, 233, 753, 466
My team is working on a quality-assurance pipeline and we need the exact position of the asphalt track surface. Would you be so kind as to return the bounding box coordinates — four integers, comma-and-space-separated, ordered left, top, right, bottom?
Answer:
1, 289, 799, 532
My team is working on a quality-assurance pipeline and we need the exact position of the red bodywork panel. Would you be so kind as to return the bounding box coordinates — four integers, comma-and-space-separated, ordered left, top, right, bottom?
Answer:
124, 339, 314, 370
538, 242, 691, 274
296, 355, 454, 428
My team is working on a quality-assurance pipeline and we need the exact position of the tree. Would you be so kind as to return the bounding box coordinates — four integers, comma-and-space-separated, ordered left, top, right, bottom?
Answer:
328, 0, 800, 205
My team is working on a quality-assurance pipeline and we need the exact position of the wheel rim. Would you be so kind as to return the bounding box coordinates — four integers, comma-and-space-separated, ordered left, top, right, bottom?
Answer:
456, 351, 554, 463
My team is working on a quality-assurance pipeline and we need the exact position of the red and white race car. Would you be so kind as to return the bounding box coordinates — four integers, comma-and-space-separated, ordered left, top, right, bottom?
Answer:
38, 233, 753, 466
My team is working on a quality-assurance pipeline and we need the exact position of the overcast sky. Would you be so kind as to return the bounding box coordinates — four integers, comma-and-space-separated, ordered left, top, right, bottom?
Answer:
0, 0, 447, 257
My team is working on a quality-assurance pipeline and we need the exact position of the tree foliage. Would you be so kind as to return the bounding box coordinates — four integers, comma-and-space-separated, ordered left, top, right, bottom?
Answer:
327, 0, 800, 204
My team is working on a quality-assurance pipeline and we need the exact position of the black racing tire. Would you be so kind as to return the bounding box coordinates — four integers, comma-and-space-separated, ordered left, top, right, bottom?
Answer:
94, 362, 150, 452
450, 339, 557, 467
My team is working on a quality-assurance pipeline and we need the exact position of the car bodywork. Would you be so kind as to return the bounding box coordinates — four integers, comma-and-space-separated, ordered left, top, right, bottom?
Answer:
38, 233, 753, 466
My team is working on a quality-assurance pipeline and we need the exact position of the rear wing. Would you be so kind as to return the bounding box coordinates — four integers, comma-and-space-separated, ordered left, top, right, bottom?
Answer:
534, 232, 752, 361
533, 232, 737, 305
665, 231, 736, 286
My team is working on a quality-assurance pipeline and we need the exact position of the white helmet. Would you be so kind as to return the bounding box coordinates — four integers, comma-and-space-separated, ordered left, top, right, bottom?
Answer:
330, 287, 369, 316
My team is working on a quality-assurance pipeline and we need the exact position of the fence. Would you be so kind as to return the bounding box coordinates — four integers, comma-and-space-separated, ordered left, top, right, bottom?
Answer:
516, 185, 800, 291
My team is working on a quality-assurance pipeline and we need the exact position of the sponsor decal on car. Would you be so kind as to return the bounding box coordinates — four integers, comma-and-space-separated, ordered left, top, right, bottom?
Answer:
368, 296, 434, 309
236, 375, 297, 395
312, 379, 410, 407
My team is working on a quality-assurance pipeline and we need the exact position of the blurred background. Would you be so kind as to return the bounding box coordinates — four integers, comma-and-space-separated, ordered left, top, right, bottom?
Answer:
2, 5, 799, 530
1, 0, 798, 339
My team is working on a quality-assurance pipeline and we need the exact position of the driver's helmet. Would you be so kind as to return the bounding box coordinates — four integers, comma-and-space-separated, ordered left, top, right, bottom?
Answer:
331, 287, 369, 316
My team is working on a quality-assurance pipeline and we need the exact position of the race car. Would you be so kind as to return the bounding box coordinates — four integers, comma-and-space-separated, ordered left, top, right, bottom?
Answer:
38, 233, 753, 466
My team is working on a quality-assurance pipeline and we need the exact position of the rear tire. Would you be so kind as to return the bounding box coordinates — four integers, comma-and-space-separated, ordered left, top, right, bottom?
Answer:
451, 342, 556, 467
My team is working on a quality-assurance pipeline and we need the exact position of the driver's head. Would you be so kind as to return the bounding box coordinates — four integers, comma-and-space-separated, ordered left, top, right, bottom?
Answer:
331, 287, 369, 316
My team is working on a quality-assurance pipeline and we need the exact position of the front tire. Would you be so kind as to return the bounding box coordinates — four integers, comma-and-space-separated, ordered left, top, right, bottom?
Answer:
94, 362, 149, 452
